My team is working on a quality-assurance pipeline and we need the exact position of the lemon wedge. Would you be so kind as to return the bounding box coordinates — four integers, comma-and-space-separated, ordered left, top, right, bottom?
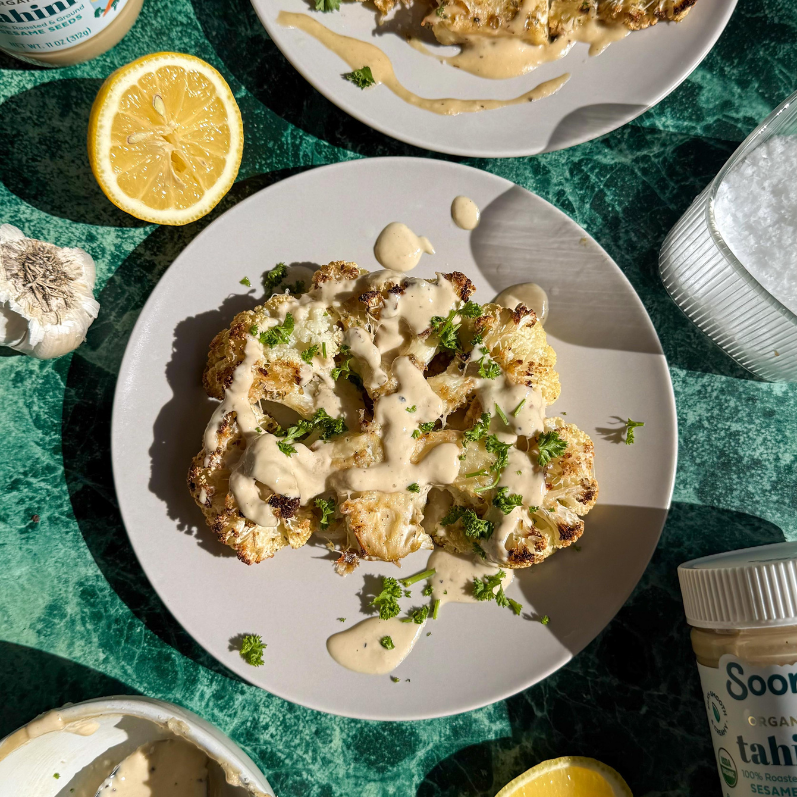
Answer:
495, 757, 632, 797
88, 52, 243, 226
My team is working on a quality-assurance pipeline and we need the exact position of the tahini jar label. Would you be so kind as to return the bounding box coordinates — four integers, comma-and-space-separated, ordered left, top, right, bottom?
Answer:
699, 655, 797, 796
0, 0, 129, 54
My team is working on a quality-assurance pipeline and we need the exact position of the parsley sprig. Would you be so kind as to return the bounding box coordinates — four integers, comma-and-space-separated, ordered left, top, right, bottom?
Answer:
472, 434, 512, 494
315, 497, 336, 530
301, 345, 319, 364
441, 506, 494, 540
400, 568, 436, 588
380, 636, 395, 650
625, 418, 644, 445
473, 571, 522, 615
240, 634, 266, 667
401, 606, 429, 624
262, 263, 288, 295
371, 577, 403, 620
412, 421, 436, 439
258, 314, 294, 347
277, 409, 347, 456
315, 0, 341, 10
463, 412, 491, 444
536, 430, 567, 467
344, 66, 375, 88
493, 486, 523, 515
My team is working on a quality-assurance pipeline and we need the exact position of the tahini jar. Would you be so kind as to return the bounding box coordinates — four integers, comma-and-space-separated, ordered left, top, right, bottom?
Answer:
679, 543, 797, 796
0, 0, 143, 66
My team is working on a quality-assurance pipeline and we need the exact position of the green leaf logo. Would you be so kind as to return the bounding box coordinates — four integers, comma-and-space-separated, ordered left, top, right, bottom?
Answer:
713, 704, 721, 723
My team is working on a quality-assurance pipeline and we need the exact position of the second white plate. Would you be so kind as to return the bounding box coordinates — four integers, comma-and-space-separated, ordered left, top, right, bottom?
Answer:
112, 158, 677, 719
252, 0, 736, 157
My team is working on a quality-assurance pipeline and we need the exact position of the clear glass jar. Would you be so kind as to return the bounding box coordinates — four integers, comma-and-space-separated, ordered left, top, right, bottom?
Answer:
0, 0, 144, 67
660, 90, 797, 382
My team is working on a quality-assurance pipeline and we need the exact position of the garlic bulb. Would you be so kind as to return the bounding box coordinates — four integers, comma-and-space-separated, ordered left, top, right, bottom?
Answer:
0, 224, 100, 359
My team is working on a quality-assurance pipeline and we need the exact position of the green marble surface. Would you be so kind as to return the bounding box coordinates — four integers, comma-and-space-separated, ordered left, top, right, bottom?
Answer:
1, 1, 797, 794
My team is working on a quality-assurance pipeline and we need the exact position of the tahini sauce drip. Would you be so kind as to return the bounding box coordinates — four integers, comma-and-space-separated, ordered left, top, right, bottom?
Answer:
451, 196, 481, 230
277, 12, 569, 115
494, 283, 549, 325
374, 222, 434, 272
327, 616, 425, 674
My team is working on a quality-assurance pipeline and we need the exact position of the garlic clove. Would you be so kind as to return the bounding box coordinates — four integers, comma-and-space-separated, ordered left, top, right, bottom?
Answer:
0, 224, 100, 359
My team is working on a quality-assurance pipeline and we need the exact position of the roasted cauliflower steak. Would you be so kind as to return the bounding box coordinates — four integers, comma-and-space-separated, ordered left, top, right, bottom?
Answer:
188, 260, 597, 573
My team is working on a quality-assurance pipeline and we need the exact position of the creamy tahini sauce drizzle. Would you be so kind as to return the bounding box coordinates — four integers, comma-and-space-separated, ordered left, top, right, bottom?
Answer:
374, 222, 435, 272
327, 616, 425, 674
418, 15, 630, 80
494, 282, 549, 325
96, 739, 209, 797
428, 547, 513, 605
451, 196, 480, 230
277, 11, 569, 115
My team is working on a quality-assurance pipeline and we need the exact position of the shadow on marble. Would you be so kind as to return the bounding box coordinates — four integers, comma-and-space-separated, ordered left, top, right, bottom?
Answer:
190, 0, 434, 160
0, 78, 148, 227
0, 642, 140, 739
0, 50, 44, 70
61, 169, 305, 679
545, 103, 648, 153
415, 502, 785, 797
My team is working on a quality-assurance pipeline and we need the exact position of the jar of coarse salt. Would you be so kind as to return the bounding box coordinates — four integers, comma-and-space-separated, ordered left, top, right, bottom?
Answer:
679, 543, 797, 795
660, 89, 797, 382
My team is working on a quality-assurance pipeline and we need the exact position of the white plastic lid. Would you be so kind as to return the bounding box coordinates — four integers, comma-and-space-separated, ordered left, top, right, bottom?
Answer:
678, 542, 797, 630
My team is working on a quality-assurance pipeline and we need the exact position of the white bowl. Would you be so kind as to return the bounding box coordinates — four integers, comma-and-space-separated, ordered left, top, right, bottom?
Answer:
0, 696, 273, 796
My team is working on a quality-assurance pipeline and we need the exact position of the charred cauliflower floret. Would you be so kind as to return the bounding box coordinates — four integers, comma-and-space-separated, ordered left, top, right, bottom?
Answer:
189, 259, 598, 575
596, 0, 697, 29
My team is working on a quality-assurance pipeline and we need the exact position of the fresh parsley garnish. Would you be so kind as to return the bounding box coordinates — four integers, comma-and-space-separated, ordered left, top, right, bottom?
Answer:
432, 598, 441, 618
322, 342, 327, 359
262, 262, 288, 295
315, 0, 341, 10
473, 434, 512, 493
540, 615, 550, 625
528, 505, 539, 515
240, 276, 251, 287
400, 568, 435, 587
477, 352, 501, 379
412, 421, 436, 439
301, 345, 319, 364
380, 636, 395, 650
473, 542, 487, 559
337, 617, 346, 622
536, 430, 567, 467
625, 418, 644, 445
401, 606, 429, 624
315, 497, 336, 529
436, 3, 446, 15
494, 403, 509, 426
422, 584, 433, 596
406, 405, 417, 413
391, 676, 401, 683
259, 313, 294, 347
460, 301, 482, 318
331, 344, 354, 381
493, 486, 523, 515
278, 409, 347, 455
407, 483, 420, 493
441, 506, 494, 540
463, 412, 491, 444
372, 577, 403, 620
511, 398, 526, 417
473, 571, 505, 601
430, 308, 462, 351
240, 634, 266, 667
344, 66, 375, 88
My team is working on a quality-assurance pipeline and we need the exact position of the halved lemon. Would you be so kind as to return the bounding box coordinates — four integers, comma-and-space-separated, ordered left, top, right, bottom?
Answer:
495, 757, 632, 797
88, 52, 243, 226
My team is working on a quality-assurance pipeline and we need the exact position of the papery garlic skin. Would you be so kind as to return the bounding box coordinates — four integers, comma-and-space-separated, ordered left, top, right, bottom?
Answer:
0, 224, 100, 359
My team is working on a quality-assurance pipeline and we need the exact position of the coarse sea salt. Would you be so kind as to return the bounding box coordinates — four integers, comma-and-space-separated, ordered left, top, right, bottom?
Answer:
714, 135, 797, 315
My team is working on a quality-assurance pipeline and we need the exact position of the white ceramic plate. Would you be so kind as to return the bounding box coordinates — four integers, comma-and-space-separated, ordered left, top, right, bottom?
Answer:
112, 158, 677, 720
251, 0, 736, 157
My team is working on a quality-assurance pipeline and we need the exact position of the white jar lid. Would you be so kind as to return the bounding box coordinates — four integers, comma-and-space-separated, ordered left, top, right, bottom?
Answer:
678, 542, 797, 629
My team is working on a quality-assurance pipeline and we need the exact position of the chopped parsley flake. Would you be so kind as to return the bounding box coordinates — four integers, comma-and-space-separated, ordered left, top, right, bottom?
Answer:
441, 506, 494, 540
528, 505, 539, 515
473, 571, 523, 616
536, 430, 567, 467
472, 435, 512, 494
422, 584, 433, 596
240, 634, 266, 667
436, 4, 446, 15
406, 405, 417, 413
573, 544, 582, 552
540, 615, 550, 625
344, 66, 375, 88
478, 353, 501, 379
400, 568, 436, 587
625, 418, 645, 445
380, 635, 395, 650
432, 598, 441, 619
262, 263, 288, 295
404, 589, 411, 597
279, 409, 347, 455
249, 324, 258, 336
315, 0, 341, 10
315, 497, 336, 529
391, 676, 401, 682
407, 482, 420, 493
322, 342, 327, 358
412, 421, 436, 439
511, 398, 526, 417
463, 412, 491, 444
337, 617, 346, 622
372, 577, 403, 620
493, 486, 523, 515
460, 301, 483, 318
430, 309, 462, 351
494, 403, 509, 426
255, 426, 263, 434
239, 276, 251, 287
53, 774, 60, 780
301, 345, 318, 364
259, 313, 294, 347
473, 542, 486, 559
401, 606, 429, 624
331, 344, 354, 381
